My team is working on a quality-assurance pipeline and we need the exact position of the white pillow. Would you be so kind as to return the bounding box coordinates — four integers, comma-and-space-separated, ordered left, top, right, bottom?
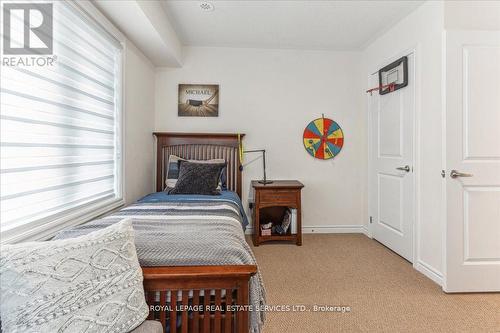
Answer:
0, 219, 149, 333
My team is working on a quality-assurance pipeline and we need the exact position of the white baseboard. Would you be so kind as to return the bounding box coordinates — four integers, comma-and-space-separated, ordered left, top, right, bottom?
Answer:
362, 226, 372, 238
415, 260, 443, 286
302, 225, 365, 234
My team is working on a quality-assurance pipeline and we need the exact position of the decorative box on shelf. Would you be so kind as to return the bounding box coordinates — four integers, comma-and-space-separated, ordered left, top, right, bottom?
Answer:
251, 180, 304, 246
261, 228, 272, 236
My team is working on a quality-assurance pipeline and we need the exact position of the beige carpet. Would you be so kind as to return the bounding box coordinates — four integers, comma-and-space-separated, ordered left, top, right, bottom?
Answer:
249, 234, 500, 333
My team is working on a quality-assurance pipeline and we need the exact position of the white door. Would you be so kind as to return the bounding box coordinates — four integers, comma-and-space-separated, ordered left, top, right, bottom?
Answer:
369, 53, 415, 262
445, 31, 500, 292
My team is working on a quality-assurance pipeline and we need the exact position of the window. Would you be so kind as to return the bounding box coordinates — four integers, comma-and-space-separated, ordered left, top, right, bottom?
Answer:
1, 1, 124, 243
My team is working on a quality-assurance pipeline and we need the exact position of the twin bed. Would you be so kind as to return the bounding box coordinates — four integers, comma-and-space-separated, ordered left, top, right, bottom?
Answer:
56, 133, 265, 333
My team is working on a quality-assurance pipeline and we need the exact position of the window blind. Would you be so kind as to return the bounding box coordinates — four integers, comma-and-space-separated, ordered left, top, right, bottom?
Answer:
1, 2, 123, 237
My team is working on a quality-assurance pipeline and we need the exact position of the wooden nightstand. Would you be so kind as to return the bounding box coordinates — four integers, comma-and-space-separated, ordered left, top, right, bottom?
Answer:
251, 180, 304, 246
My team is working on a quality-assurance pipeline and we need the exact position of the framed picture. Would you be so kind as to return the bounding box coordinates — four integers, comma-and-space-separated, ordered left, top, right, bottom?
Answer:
178, 84, 219, 117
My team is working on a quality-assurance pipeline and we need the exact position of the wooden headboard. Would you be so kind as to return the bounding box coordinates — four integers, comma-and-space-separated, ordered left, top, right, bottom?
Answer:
153, 132, 245, 198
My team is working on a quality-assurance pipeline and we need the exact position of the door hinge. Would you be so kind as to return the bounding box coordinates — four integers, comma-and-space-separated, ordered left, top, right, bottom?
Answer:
369, 216, 373, 224
441, 170, 445, 178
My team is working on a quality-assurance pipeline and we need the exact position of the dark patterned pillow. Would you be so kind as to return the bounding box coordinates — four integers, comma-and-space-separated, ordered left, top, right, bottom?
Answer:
165, 155, 227, 190
168, 161, 226, 195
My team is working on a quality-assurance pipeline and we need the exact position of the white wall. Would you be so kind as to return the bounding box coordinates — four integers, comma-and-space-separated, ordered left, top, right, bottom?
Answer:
123, 41, 156, 204
444, 0, 500, 31
155, 47, 366, 232
362, 1, 445, 284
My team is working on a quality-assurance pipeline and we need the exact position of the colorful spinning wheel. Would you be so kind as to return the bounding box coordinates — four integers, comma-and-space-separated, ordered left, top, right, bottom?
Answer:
303, 117, 344, 160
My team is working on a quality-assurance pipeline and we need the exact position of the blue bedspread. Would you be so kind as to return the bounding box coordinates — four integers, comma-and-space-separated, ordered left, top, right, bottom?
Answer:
137, 191, 249, 230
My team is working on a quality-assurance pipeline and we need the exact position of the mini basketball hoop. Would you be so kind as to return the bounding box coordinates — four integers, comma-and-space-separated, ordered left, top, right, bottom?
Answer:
366, 56, 408, 96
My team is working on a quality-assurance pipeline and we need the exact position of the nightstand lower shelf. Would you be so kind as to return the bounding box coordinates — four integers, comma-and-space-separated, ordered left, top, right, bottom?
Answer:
257, 234, 298, 243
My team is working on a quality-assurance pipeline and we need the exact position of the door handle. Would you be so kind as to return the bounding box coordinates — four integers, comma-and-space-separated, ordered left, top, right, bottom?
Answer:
450, 170, 473, 178
396, 165, 410, 172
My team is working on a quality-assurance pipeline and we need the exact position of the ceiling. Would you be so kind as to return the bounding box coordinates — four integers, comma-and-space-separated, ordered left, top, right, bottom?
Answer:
161, 0, 423, 51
